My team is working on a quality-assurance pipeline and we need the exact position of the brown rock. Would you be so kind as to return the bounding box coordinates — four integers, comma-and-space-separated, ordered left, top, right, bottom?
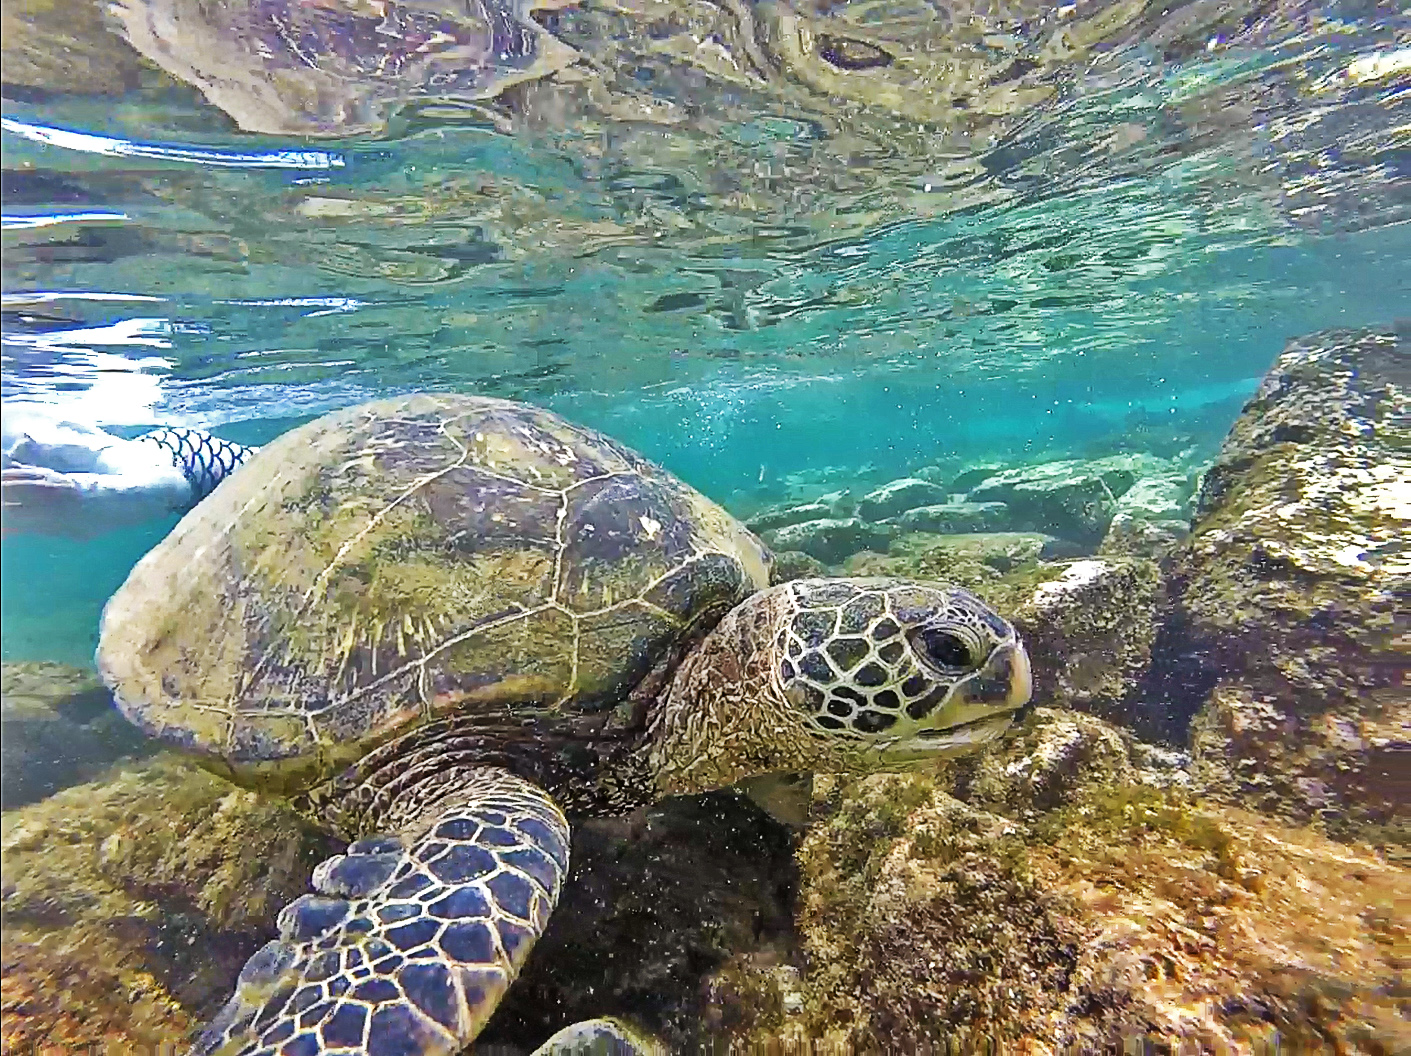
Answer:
720, 708, 1409, 1054
1159, 327, 1409, 844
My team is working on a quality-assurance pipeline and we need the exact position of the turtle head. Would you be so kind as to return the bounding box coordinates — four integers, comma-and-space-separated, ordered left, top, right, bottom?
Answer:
649, 577, 1031, 797
779, 578, 1031, 766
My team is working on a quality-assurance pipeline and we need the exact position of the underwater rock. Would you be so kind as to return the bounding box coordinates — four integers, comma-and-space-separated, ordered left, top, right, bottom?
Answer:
0, 756, 336, 1048
1, 661, 155, 808
855, 478, 950, 521
1096, 472, 1197, 559
1114, 473, 1195, 522
886, 530, 1077, 571
908, 464, 959, 485
1098, 512, 1191, 560
769, 549, 828, 584
1005, 558, 1164, 723
2, 929, 196, 1053
1163, 327, 1409, 844
723, 707, 1409, 1053
839, 531, 1072, 593
968, 460, 1126, 545
892, 501, 1009, 535
948, 461, 1010, 494
747, 501, 837, 533
763, 517, 898, 565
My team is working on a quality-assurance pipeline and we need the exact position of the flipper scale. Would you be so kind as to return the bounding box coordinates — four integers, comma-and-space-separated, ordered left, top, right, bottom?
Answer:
193, 769, 569, 1056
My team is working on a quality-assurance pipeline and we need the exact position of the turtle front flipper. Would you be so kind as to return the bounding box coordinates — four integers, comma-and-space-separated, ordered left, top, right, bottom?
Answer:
194, 769, 570, 1056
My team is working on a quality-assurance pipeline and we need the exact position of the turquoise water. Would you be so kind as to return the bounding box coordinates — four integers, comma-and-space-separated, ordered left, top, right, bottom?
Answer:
3, 5, 1409, 664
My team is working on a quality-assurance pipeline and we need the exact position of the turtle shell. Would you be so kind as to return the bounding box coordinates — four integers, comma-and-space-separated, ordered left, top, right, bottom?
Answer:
98, 394, 771, 791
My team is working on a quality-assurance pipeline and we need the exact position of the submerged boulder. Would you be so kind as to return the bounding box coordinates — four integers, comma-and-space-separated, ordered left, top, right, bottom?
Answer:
763, 518, 898, 565
1161, 327, 1409, 843
769, 549, 828, 584
720, 708, 1408, 1053
1098, 472, 1197, 558
1, 756, 335, 1051
1, 662, 155, 808
969, 461, 1123, 545
1098, 512, 1191, 560
747, 501, 838, 533
886, 530, 1066, 570
892, 501, 1009, 535
1002, 558, 1163, 722
856, 478, 950, 521
1113, 473, 1194, 523
1, 758, 794, 1053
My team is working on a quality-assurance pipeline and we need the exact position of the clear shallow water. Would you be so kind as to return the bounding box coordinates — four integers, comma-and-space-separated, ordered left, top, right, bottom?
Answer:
2, 1, 1409, 664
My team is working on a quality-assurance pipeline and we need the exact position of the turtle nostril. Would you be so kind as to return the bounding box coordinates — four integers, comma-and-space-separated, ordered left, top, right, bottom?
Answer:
967, 643, 1031, 708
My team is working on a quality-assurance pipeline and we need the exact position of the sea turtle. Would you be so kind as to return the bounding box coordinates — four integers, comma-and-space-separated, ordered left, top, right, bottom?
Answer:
97, 392, 1032, 1056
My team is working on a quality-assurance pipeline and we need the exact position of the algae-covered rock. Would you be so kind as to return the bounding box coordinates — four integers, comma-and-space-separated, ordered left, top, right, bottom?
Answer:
1, 661, 155, 808
892, 501, 1009, 535
484, 793, 796, 1051
1005, 558, 1163, 723
840, 531, 1086, 587
1162, 327, 1409, 843
883, 530, 1069, 571
1, 759, 794, 1053
1097, 472, 1196, 558
747, 501, 837, 533
1098, 511, 1191, 559
969, 460, 1125, 545
769, 549, 828, 584
1, 756, 337, 1048
763, 517, 897, 564
1113, 473, 1194, 522
855, 478, 950, 521
723, 708, 1409, 1053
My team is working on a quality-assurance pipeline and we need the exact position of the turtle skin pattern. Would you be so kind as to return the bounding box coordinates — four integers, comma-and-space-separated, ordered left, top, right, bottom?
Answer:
195, 769, 569, 1056
779, 579, 1018, 737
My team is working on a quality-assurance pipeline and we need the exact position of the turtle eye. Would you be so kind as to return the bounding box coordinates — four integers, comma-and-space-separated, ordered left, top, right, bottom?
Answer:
914, 627, 976, 673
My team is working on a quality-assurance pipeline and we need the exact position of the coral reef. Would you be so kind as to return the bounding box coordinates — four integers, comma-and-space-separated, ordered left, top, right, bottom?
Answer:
1158, 327, 1409, 845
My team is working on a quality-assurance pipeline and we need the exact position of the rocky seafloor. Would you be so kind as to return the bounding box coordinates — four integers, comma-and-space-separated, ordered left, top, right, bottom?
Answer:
2, 326, 1406, 1055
